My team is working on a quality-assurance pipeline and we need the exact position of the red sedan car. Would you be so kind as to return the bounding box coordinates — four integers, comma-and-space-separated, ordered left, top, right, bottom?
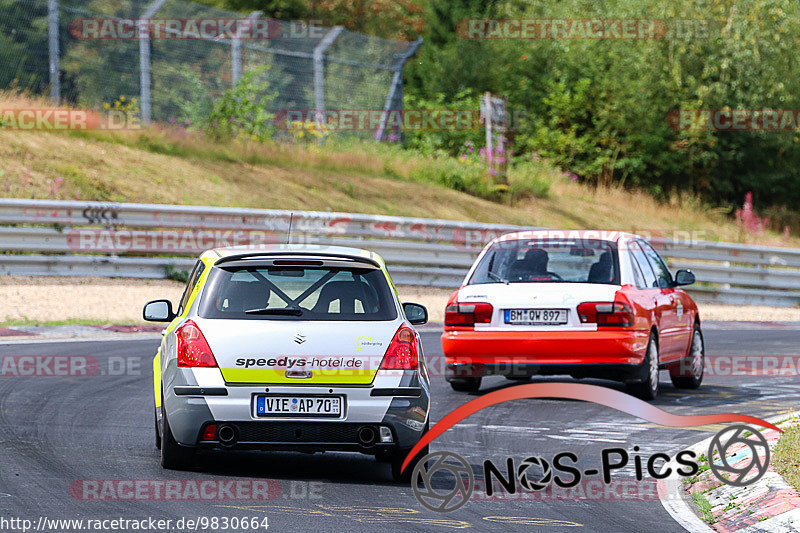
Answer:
441, 231, 704, 400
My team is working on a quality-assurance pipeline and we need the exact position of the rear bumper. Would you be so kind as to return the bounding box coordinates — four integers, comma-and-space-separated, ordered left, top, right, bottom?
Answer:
196, 421, 402, 453
445, 362, 644, 382
441, 328, 648, 366
163, 369, 429, 450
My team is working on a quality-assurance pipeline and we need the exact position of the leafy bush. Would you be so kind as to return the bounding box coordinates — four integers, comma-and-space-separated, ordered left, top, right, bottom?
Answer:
205, 66, 277, 142
165, 265, 189, 283
405, 0, 800, 222
405, 148, 550, 202
404, 90, 485, 156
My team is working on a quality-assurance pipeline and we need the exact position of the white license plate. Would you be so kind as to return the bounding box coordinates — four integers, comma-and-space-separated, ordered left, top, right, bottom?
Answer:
505, 308, 568, 325
255, 395, 343, 418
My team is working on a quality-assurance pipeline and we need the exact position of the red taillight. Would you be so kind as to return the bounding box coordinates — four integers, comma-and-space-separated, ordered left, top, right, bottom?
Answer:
577, 302, 634, 327
200, 423, 218, 441
380, 325, 418, 370
444, 302, 494, 326
176, 320, 218, 367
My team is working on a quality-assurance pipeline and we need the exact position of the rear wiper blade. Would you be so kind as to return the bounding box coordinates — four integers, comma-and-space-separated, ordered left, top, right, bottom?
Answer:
244, 307, 303, 316
487, 270, 509, 285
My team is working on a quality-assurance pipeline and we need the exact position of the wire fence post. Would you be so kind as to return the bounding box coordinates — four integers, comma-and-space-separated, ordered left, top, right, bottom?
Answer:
139, 0, 167, 125
47, 0, 60, 103
232, 10, 263, 86
2, 0, 417, 132
312, 26, 343, 126
376, 37, 423, 142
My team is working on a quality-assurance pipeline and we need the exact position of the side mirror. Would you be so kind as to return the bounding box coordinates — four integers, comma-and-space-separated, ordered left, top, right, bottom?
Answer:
403, 302, 428, 326
143, 299, 176, 322
674, 269, 696, 286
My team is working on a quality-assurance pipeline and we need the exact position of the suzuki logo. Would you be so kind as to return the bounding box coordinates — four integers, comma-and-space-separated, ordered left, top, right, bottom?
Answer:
294, 333, 307, 344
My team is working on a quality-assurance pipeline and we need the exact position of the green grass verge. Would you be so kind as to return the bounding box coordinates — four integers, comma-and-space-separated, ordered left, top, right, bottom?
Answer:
773, 423, 800, 493
692, 492, 716, 524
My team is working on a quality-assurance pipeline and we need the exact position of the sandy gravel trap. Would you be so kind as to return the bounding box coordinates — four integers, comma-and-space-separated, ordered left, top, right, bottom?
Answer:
0, 276, 798, 325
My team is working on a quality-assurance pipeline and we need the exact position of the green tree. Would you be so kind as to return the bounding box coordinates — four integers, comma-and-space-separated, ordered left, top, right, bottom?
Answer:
0, 0, 51, 94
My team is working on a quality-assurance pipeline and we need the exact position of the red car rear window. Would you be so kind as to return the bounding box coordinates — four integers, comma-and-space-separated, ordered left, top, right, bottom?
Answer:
468, 239, 619, 285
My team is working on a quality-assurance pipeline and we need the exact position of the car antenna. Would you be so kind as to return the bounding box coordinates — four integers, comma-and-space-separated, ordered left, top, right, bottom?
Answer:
287, 212, 294, 244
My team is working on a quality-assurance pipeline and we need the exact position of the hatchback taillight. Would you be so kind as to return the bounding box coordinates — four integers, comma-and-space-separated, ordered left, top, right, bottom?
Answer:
380, 325, 418, 370
444, 302, 494, 326
576, 302, 634, 327
176, 320, 218, 367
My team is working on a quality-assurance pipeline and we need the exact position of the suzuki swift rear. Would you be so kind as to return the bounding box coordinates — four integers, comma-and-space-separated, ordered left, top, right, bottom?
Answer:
145, 245, 430, 481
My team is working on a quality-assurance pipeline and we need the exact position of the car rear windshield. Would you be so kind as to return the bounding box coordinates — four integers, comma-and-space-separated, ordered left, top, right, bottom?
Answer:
468, 239, 620, 285
198, 264, 398, 321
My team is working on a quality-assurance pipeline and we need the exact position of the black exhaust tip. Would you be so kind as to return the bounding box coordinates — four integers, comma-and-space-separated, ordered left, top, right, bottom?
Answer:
357, 426, 377, 447
218, 424, 238, 446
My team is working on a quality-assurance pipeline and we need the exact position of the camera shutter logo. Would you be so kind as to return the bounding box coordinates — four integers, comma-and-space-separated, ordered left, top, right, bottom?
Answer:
411, 451, 474, 512
708, 425, 770, 486
517, 456, 552, 491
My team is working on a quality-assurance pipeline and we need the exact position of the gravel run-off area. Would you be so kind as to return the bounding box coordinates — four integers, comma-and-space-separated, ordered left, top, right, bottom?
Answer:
1, 276, 799, 325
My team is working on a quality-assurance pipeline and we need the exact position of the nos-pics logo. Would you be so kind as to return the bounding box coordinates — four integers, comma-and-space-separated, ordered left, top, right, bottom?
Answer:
403, 384, 779, 513
412, 424, 770, 512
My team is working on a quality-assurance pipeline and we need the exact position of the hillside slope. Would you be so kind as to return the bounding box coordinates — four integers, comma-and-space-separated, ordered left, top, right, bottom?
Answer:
0, 123, 793, 246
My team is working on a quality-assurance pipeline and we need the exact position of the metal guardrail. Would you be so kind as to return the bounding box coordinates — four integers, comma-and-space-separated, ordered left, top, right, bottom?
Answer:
1, 199, 799, 306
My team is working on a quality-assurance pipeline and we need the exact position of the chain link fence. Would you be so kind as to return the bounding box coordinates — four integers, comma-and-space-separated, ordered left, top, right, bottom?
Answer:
0, 0, 421, 136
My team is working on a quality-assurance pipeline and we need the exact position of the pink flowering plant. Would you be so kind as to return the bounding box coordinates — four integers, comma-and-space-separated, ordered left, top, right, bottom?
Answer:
735, 192, 770, 242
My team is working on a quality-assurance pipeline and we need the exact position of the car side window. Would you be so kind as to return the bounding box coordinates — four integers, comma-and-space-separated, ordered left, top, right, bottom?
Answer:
627, 251, 647, 289
178, 261, 206, 314
630, 243, 658, 288
639, 241, 673, 288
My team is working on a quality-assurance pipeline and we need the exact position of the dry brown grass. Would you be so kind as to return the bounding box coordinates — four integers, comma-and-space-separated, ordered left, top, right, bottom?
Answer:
0, 129, 529, 221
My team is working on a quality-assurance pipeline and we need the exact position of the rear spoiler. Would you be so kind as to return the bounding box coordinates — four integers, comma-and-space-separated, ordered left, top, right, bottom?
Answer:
213, 251, 381, 268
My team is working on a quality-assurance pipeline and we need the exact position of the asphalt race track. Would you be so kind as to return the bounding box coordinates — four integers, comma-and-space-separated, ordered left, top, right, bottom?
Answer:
0, 323, 798, 532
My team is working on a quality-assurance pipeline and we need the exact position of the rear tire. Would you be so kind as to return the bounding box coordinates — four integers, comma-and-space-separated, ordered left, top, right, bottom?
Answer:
154, 407, 161, 450
670, 326, 704, 390
375, 448, 393, 463
160, 405, 195, 470
627, 334, 659, 401
390, 422, 430, 483
449, 377, 481, 392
